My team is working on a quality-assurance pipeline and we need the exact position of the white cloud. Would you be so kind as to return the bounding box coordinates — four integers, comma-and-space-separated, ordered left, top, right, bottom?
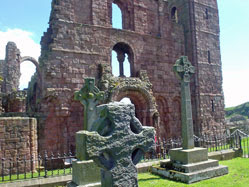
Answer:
0, 28, 41, 89
223, 69, 249, 108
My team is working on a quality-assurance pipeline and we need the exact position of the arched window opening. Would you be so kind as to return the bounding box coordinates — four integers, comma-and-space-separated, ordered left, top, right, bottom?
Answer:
112, 3, 122, 29
112, 43, 133, 77
171, 7, 178, 23
111, 51, 120, 77
19, 61, 36, 90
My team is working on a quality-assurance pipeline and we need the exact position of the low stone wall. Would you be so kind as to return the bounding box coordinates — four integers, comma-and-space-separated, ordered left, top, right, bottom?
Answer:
2, 91, 27, 113
0, 117, 38, 175
208, 149, 243, 161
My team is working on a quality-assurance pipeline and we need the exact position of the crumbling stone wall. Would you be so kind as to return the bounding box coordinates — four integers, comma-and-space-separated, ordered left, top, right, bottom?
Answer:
0, 43, 40, 114
27, 0, 225, 153
0, 117, 37, 175
2, 42, 21, 94
2, 91, 27, 113
37, 0, 185, 153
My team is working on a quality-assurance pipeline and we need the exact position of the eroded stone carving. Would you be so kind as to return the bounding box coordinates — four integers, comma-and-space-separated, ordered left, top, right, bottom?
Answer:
75, 78, 104, 131
77, 102, 155, 187
173, 56, 195, 149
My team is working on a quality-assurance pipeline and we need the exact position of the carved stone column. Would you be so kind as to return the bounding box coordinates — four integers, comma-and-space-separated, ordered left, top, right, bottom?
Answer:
116, 50, 125, 77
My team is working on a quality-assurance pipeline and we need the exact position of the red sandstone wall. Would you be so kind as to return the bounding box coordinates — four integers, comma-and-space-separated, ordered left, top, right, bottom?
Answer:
37, 0, 186, 154
0, 117, 37, 175
36, 0, 225, 153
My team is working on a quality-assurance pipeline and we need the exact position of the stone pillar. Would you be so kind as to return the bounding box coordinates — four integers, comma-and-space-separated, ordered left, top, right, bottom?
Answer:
173, 56, 195, 149
116, 51, 125, 77
151, 56, 228, 184
3, 42, 21, 94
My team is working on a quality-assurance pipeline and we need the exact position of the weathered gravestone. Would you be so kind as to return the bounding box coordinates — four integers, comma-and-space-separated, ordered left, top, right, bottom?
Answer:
75, 78, 104, 131
77, 102, 155, 187
152, 56, 228, 183
68, 78, 104, 187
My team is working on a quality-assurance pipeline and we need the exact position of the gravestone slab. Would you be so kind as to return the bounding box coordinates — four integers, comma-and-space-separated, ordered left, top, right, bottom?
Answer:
68, 160, 101, 187
77, 102, 155, 187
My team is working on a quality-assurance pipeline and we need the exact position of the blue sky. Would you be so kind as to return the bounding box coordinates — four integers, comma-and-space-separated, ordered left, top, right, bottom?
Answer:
0, 1, 248, 108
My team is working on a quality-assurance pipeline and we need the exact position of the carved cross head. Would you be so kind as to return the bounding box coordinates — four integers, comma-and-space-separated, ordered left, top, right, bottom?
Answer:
173, 56, 195, 83
74, 78, 104, 106
77, 102, 155, 186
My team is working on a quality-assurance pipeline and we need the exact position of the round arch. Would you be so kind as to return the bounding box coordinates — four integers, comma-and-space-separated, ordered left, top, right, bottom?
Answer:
20, 56, 41, 80
111, 86, 157, 127
112, 42, 135, 77
20, 56, 41, 112
109, 0, 134, 30
20, 56, 41, 81
20, 56, 39, 67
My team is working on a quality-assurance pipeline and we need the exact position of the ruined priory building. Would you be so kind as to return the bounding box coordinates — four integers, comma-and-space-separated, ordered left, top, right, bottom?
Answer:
0, 0, 225, 154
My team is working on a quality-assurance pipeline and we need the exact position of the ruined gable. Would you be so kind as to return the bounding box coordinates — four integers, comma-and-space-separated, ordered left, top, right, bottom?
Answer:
0, 0, 225, 154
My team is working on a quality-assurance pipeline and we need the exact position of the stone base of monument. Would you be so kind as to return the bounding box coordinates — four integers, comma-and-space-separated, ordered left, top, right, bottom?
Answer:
151, 147, 228, 184
67, 160, 101, 187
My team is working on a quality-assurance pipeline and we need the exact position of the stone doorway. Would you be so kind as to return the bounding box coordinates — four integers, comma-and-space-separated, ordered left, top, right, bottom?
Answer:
115, 90, 151, 127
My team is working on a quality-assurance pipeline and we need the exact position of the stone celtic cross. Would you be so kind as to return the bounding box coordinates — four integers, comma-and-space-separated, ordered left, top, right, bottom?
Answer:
75, 78, 104, 131
173, 56, 195, 149
76, 102, 155, 187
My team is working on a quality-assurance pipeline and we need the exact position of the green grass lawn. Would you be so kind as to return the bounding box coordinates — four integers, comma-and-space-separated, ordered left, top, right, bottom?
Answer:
1, 157, 249, 186
138, 158, 249, 187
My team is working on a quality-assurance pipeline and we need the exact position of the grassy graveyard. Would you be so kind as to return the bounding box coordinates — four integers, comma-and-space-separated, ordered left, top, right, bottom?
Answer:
1, 157, 248, 186
138, 157, 249, 187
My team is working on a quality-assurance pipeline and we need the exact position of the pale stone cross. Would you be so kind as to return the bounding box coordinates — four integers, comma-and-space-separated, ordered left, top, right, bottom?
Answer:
76, 102, 155, 187
74, 78, 104, 131
173, 56, 195, 149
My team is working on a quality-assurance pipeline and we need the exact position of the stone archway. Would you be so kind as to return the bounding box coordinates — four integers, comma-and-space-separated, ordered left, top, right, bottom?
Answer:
20, 56, 41, 112
99, 64, 160, 137
20, 56, 41, 79
113, 89, 151, 126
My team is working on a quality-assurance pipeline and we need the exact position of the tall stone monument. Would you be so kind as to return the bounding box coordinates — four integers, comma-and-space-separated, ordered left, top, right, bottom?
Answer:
77, 102, 155, 187
152, 56, 228, 183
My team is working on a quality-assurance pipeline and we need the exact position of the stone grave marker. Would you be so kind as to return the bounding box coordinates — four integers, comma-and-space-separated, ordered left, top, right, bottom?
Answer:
68, 78, 104, 187
77, 102, 155, 187
75, 77, 104, 131
173, 56, 195, 149
152, 56, 228, 183
74, 77, 104, 160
